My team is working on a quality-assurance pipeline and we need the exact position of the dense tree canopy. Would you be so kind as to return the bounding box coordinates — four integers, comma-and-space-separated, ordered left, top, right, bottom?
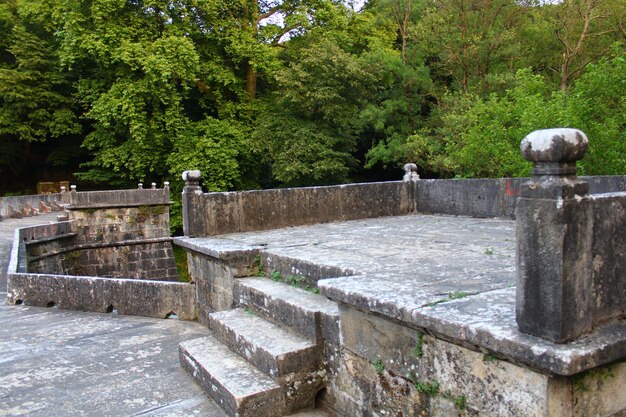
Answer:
1, 0, 624, 205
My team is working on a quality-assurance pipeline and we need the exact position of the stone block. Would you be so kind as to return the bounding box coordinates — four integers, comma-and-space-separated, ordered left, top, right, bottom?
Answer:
516, 195, 594, 342
209, 308, 320, 378
179, 336, 286, 417
234, 277, 340, 345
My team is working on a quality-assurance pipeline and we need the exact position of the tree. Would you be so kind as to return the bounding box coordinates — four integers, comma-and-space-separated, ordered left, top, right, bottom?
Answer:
0, 0, 81, 182
254, 33, 372, 185
551, 0, 624, 90
417, 0, 526, 93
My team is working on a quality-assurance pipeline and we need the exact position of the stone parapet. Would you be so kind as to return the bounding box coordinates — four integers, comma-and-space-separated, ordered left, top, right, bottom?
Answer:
181, 172, 415, 237
68, 187, 170, 209
7, 272, 196, 320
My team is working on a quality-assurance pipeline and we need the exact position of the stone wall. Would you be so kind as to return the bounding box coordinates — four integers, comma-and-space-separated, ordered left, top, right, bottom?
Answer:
414, 175, 626, 219
0, 192, 68, 220
63, 187, 179, 281
182, 172, 415, 237
326, 305, 626, 417
14, 187, 179, 281
20, 221, 77, 276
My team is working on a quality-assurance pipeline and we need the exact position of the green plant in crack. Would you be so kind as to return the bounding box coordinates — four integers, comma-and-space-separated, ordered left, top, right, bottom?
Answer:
414, 380, 440, 396
270, 270, 282, 281
243, 307, 256, 316
286, 274, 306, 287
372, 359, 385, 375
442, 392, 467, 411
414, 379, 467, 412
484, 247, 494, 255
427, 291, 472, 307
250, 255, 264, 276
414, 331, 425, 359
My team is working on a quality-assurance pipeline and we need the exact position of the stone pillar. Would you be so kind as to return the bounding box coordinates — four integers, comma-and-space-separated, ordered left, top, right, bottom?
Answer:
402, 163, 420, 182
515, 128, 593, 343
182, 170, 202, 237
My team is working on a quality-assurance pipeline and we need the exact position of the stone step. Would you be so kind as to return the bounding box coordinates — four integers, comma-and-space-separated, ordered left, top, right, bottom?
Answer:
234, 277, 340, 345
209, 308, 321, 378
179, 336, 286, 417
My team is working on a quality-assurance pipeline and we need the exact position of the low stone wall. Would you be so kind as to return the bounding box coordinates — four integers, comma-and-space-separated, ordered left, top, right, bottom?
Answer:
182, 175, 415, 237
20, 221, 77, 276
414, 175, 626, 219
7, 272, 197, 320
0, 193, 68, 220
590, 192, 626, 325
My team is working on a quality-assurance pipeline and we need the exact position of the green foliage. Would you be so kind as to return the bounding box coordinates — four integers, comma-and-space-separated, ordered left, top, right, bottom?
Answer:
414, 380, 440, 396
251, 255, 265, 276
0, 0, 623, 194
254, 35, 372, 185
372, 359, 385, 374
413, 331, 425, 359
567, 51, 626, 175
172, 245, 191, 283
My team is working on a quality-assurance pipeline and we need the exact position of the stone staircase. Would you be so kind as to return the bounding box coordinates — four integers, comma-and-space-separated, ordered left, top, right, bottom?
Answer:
179, 277, 340, 417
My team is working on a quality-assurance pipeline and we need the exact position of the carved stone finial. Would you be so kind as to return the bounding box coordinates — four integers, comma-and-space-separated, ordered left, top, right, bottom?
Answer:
138, 183, 143, 189
151, 182, 157, 190
520, 128, 588, 176
403, 163, 420, 182
163, 181, 170, 190
60, 186, 66, 193
182, 170, 202, 188
70, 185, 77, 193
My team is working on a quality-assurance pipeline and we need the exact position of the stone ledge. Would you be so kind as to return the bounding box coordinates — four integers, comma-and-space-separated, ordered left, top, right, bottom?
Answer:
68, 202, 173, 210
319, 281, 626, 376
7, 272, 197, 320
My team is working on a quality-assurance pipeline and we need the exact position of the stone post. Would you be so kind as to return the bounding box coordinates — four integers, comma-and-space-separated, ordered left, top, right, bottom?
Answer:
515, 128, 593, 343
182, 170, 202, 237
402, 163, 420, 182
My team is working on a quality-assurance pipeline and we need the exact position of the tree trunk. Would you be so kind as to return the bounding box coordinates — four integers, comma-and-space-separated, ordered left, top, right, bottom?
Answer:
245, 62, 257, 100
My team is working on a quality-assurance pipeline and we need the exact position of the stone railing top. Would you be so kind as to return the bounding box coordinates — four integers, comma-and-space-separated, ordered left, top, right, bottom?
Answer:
68, 187, 171, 209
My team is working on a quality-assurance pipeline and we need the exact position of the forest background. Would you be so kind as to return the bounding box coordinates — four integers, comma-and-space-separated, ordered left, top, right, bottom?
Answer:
1, 0, 624, 231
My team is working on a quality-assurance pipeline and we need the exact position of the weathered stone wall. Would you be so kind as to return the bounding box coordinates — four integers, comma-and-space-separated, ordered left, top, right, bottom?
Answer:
13, 187, 179, 281
67, 205, 177, 280
0, 192, 68, 220
414, 175, 626, 219
62, 187, 179, 281
183, 179, 415, 237
186, 252, 238, 325
589, 193, 626, 325
7, 186, 197, 320
7, 272, 197, 320
326, 305, 626, 417
21, 221, 77, 275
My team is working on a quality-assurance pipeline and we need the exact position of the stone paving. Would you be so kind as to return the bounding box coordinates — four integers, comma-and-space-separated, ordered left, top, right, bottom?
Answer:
0, 214, 226, 417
